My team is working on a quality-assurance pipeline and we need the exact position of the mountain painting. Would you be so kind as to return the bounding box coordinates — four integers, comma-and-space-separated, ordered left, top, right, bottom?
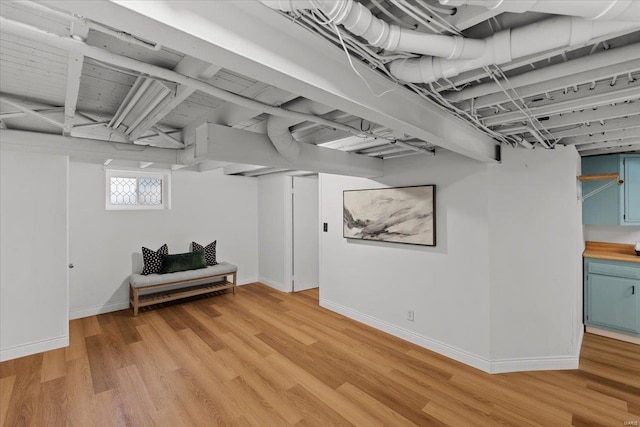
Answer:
343, 185, 435, 246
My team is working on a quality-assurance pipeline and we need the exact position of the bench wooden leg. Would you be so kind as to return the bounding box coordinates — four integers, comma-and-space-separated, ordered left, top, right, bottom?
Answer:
232, 272, 237, 295
133, 287, 139, 316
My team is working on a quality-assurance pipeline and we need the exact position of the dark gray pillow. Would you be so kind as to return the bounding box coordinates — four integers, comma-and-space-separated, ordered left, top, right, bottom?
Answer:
160, 251, 206, 274
141, 244, 168, 275
191, 241, 217, 266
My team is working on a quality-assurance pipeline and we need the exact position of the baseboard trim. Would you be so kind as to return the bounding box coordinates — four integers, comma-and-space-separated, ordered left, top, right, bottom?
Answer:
586, 326, 640, 345
576, 324, 585, 351
320, 298, 582, 374
1, 335, 68, 362
320, 298, 492, 373
489, 355, 579, 374
259, 277, 290, 293
69, 301, 129, 320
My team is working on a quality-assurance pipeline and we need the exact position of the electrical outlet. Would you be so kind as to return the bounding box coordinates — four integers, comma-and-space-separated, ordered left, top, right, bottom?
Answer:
407, 309, 414, 322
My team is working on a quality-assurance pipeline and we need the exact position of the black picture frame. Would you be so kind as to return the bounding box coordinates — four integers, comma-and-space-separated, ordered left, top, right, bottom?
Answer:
343, 185, 436, 247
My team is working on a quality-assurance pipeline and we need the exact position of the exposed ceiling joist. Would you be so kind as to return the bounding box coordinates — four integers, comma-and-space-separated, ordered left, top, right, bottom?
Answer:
47, 0, 500, 163
127, 56, 222, 140
0, 129, 179, 163
580, 142, 640, 156
62, 16, 89, 135
445, 5, 502, 31
491, 75, 638, 112
576, 139, 640, 152
449, 44, 640, 104
464, 63, 640, 111
563, 129, 640, 145
435, 30, 640, 94
63, 51, 84, 135
551, 116, 640, 139
0, 107, 64, 119
484, 85, 640, 126
150, 127, 184, 149
532, 103, 640, 129
0, 95, 64, 130
180, 123, 384, 178
184, 83, 297, 137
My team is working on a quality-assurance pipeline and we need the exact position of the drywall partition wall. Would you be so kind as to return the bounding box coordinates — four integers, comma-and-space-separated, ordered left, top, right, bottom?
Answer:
319, 152, 492, 370
319, 146, 584, 373
584, 225, 640, 244
257, 173, 292, 292
1, 151, 69, 361
488, 145, 583, 372
68, 162, 259, 319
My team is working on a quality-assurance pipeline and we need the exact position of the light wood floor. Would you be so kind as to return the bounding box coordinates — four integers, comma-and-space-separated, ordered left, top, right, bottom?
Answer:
1, 283, 639, 426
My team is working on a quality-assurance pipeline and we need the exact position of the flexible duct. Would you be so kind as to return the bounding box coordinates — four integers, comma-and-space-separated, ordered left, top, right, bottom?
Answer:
260, 0, 485, 59
439, 0, 640, 22
389, 16, 640, 83
266, 98, 335, 162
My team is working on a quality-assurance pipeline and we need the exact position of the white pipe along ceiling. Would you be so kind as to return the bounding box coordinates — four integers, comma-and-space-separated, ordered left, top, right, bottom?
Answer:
1, 0, 638, 171
262, 0, 639, 84
390, 16, 638, 83
260, 0, 640, 156
261, 0, 485, 59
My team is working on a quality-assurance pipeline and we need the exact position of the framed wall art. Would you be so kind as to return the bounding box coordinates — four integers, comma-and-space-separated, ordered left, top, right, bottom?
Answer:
343, 185, 436, 246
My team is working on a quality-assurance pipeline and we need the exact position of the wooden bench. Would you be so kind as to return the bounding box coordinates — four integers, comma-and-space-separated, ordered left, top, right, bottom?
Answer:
129, 254, 237, 316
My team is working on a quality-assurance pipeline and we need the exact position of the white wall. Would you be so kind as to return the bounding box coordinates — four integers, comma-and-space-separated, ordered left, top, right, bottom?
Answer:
69, 162, 258, 319
320, 152, 492, 369
319, 146, 584, 373
257, 173, 292, 292
1, 151, 69, 361
583, 225, 640, 244
488, 146, 583, 371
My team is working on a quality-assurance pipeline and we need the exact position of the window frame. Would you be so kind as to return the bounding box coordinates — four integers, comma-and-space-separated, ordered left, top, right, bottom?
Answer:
105, 169, 172, 211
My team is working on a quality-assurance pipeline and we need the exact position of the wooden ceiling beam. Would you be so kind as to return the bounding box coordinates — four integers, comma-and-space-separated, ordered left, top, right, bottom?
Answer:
0, 95, 64, 130
46, 0, 500, 163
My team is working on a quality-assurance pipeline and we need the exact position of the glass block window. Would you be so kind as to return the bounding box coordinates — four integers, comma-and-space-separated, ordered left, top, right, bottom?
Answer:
106, 170, 170, 210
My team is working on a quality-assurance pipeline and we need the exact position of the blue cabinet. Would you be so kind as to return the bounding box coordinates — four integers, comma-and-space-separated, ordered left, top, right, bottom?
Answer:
581, 154, 640, 225
584, 258, 640, 337
624, 155, 640, 225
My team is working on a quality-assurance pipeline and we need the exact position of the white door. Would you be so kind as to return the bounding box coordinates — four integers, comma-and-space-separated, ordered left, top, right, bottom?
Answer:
292, 176, 319, 292
0, 152, 68, 360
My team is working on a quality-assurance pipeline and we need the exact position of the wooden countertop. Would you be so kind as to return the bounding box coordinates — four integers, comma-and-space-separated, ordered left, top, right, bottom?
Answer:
584, 241, 640, 263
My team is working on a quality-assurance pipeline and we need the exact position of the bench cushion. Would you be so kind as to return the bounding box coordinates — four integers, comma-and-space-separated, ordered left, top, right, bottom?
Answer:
130, 261, 237, 288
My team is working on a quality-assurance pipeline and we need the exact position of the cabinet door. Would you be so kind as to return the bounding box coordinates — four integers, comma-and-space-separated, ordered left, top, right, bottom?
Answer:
582, 155, 620, 225
586, 273, 639, 334
622, 155, 640, 225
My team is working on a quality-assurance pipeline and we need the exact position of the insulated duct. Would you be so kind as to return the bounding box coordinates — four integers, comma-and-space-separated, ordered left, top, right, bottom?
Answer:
388, 16, 640, 83
260, 0, 485, 59
266, 98, 335, 162
439, 0, 640, 22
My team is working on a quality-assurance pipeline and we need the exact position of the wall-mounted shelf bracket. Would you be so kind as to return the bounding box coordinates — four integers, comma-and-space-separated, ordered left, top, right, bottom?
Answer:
577, 173, 623, 202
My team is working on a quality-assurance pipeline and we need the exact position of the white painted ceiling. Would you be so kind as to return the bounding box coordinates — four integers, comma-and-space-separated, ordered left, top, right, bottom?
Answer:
0, 0, 638, 176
